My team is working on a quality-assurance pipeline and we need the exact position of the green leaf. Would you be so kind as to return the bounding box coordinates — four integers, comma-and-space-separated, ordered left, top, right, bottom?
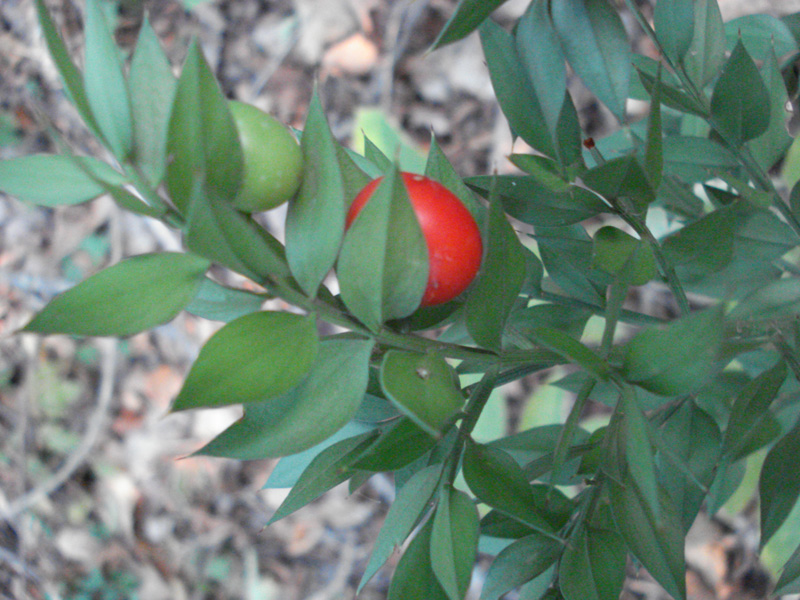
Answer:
559, 527, 626, 600
618, 386, 661, 526
479, 19, 557, 159
527, 327, 608, 381
582, 155, 655, 214
265, 422, 374, 488
661, 207, 735, 276
592, 226, 655, 286
467, 176, 607, 227
724, 14, 798, 61
703, 183, 738, 208
463, 439, 556, 535
774, 541, 800, 595
83, 0, 133, 159
607, 476, 686, 600
337, 168, 429, 331
643, 65, 663, 190
683, 0, 726, 88
198, 338, 373, 458
551, 0, 632, 121
363, 135, 393, 172
729, 277, 800, 322
731, 201, 796, 264
352, 417, 437, 472
465, 182, 527, 351
93, 178, 164, 219
184, 278, 265, 322
711, 39, 771, 145
359, 464, 442, 591
171, 311, 318, 411
268, 432, 376, 523
634, 59, 708, 117
425, 136, 486, 225
520, 244, 545, 298
662, 136, 738, 183
760, 414, 800, 547
705, 456, 747, 515
717, 173, 772, 209
431, 0, 510, 49
387, 518, 449, 600
622, 306, 723, 396
654, 0, 695, 65
657, 401, 721, 532
353, 108, 427, 174
479, 509, 539, 541
508, 155, 569, 191
129, 16, 177, 186
722, 360, 787, 462
506, 304, 592, 348
431, 487, 480, 600
380, 350, 464, 436
747, 48, 793, 172
516, 0, 566, 135
0, 155, 125, 206
518, 566, 557, 600
184, 182, 290, 283
783, 12, 800, 44
23, 252, 209, 337
33, 0, 102, 138
481, 533, 562, 600
552, 93, 585, 172
535, 225, 607, 306
286, 89, 346, 297
336, 144, 373, 201
165, 40, 243, 213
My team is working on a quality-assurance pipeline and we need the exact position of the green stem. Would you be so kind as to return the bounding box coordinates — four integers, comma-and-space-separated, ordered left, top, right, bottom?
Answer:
622, 0, 706, 104
264, 274, 503, 363
601, 279, 628, 356
623, 215, 691, 316
709, 124, 800, 238
624, 0, 800, 240
539, 290, 664, 326
774, 332, 800, 382
124, 163, 181, 223
460, 366, 502, 436
550, 376, 595, 492
438, 368, 501, 489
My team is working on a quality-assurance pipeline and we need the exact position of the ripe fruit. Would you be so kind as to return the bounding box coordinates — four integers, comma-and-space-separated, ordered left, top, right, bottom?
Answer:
228, 101, 303, 212
346, 172, 483, 306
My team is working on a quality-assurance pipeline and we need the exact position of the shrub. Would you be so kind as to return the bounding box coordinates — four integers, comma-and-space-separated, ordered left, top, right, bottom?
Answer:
4, 0, 800, 598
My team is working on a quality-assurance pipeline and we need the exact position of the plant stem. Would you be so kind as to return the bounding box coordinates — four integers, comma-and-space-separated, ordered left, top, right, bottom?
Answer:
774, 332, 800, 382
124, 163, 181, 222
601, 279, 627, 356
709, 124, 800, 238
622, 215, 691, 316
460, 366, 502, 436
264, 274, 504, 363
539, 290, 664, 325
550, 376, 595, 491
624, 0, 800, 240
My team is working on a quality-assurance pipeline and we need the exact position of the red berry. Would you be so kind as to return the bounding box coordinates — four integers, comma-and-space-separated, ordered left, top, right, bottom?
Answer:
346, 172, 483, 306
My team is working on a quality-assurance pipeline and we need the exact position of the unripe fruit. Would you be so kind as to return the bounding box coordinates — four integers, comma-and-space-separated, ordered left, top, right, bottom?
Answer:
229, 101, 303, 212
346, 172, 483, 306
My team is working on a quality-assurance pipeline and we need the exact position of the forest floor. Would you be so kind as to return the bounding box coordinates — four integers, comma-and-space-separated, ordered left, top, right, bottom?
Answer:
1, 0, 800, 599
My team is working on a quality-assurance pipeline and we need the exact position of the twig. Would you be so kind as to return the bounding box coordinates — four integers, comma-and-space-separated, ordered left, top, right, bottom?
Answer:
0, 545, 40, 583
1, 337, 118, 521
377, 0, 430, 112
306, 530, 359, 600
